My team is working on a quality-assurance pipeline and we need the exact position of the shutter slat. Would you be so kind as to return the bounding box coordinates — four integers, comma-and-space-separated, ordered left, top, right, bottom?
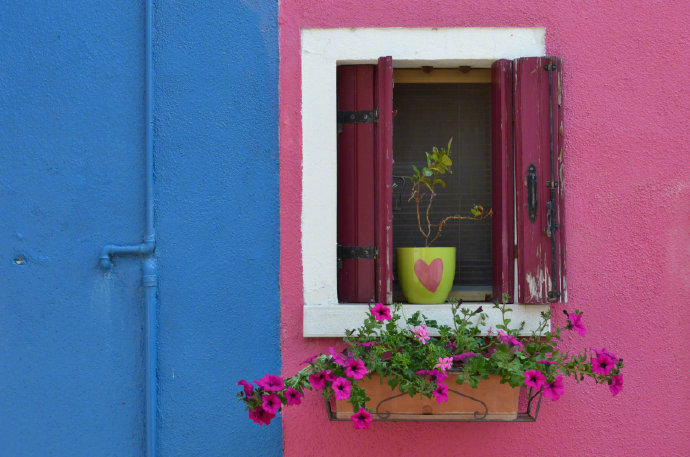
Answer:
375, 56, 394, 304
337, 65, 376, 302
514, 57, 566, 303
491, 59, 515, 303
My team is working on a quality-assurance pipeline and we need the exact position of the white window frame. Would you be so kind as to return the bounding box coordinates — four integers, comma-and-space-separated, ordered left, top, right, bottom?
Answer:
301, 27, 550, 337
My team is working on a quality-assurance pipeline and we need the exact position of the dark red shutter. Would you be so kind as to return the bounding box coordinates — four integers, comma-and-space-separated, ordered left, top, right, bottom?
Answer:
514, 57, 566, 303
491, 59, 515, 304
375, 56, 394, 304
337, 57, 394, 304
337, 65, 376, 302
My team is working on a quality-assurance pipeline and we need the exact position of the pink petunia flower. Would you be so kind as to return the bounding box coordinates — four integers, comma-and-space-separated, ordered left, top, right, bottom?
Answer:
434, 357, 453, 372
357, 341, 378, 348
569, 313, 586, 336
332, 377, 352, 401
592, 348, 619, 364
329, 347, 347, 366
412, 325, 431, 344
284, 387, 303, 406
351, 408, 373, 429
536, 360, 559, 365
237, 380, 254, 396
261, 393, 281, 415
432, 383, 449, 403
371, 302, 392, 321
452, 352, 478, 363
248, 407, 275, 426
309, 371, 330, 390
497, 330, 523, 351
345, 358, 368, 380
542, 376, 564, 401
416, 369, 448, 384
609, 374, 623, 396
257, 374, 284, 392
524, 370, 546, 390
592, 354, 615, 375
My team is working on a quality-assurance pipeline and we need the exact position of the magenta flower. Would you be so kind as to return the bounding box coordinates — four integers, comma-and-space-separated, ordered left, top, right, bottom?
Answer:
329, 347, 346, 366
524, 370, 546, 389
542, 376, 564, 401
592, 354, 615, 375
257, 374, 284, 392
357, 341, 378, 348
284, 387, 303, 406
345, 358, 368, 380
371, 302, 392, 321
248, 407, 275, 426
237, 380, 254, 396
536, 360, 558, 365
416, 369, 448, 384
609, 374, 624, 396
309, 371, 330, 390
445, 341, 457, 351
497, 330, 523, 351
592, 348, 619, 364
568, 313, 586, 336
332, 377, 352, 401
261, 393, 281, 415
434, 356, 453, 372
432, 383, 449, 403
351, 408, 373, 429
452, 352, 478, 363
428, 369, 448, 384
412, 325, 431, 344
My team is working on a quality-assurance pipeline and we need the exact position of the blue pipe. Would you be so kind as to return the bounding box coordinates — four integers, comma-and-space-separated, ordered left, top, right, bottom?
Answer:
100, 0, 157, 455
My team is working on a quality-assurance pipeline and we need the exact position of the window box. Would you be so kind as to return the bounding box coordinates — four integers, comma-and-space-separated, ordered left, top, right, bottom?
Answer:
328, 373, 541, 422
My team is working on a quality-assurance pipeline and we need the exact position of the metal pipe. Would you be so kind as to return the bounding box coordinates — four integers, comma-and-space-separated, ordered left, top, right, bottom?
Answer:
99, 0, 157, 455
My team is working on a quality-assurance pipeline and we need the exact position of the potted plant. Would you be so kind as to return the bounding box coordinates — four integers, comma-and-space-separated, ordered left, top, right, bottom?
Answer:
236, 298, 624, 428
397, 138, 490, 304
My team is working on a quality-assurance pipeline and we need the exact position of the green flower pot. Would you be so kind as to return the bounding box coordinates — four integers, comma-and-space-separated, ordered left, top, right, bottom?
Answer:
397, 247, 456, 304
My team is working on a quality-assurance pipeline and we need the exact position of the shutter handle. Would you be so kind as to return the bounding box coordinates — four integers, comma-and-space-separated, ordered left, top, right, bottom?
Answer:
527, 163, 537, 223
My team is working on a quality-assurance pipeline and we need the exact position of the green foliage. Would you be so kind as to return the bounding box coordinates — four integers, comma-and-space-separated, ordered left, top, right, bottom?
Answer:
407, 138, 490, 246
237, 301, 623, 421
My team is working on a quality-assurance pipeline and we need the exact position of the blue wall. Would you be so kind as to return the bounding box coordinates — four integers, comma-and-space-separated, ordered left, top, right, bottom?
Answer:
0, 1, 281, 455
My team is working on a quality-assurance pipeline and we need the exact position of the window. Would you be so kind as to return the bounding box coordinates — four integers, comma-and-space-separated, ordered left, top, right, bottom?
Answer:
300, 28, 560, 337
336, 57, 565, 305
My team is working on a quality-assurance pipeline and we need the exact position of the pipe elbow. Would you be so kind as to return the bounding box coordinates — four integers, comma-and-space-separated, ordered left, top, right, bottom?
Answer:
99, 245, 116, 270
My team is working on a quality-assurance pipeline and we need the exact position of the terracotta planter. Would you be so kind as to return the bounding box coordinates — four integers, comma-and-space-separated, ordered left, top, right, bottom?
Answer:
335, 373, 520, 421
396, 247, 456, 304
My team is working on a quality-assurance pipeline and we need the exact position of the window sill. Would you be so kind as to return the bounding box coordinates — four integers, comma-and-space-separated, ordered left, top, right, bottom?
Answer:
303, 303, 550, 337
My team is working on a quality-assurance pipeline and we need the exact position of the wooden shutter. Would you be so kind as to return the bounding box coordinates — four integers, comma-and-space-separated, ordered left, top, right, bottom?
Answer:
491, 59, 515, 304
375, 56, 394, 304
337, 57, 394, 304
514, 57, 566, 303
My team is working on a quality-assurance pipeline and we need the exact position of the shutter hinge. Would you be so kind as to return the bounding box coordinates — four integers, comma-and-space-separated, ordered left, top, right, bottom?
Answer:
337, 245, 378, 270
337, 109, 379, 124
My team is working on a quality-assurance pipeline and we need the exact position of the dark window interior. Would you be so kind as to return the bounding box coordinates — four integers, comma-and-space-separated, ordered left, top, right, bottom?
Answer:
392, 82, 493, 290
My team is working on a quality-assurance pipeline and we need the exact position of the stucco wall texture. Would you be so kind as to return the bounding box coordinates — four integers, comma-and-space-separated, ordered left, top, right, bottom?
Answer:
1, 1, 281, 456
279, 1, 690, 456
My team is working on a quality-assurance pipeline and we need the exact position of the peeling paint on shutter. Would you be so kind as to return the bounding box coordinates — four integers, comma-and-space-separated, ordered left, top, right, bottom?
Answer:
491, 59, 515, 303
514, 57, 566, 304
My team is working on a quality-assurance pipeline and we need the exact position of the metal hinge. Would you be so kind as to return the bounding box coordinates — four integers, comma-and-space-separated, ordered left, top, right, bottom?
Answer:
337, 245, 378, 269
337, 109, 378, 124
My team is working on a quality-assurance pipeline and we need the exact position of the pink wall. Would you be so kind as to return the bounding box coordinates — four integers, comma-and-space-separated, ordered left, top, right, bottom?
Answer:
279, 1, 690, 455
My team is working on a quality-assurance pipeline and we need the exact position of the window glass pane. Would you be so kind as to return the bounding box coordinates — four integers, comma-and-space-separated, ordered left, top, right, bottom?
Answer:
392, 83, 492, 287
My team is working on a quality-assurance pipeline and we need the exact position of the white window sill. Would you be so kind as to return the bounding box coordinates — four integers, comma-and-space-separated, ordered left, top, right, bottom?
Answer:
303, 303, 550, 337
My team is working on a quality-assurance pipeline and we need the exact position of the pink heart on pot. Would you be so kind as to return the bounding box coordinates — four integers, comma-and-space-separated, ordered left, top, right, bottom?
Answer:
414, 258, 444, 292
